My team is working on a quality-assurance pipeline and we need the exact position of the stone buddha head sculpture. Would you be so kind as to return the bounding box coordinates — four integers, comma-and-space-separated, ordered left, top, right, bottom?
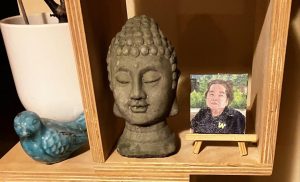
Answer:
107, 15, 179, 158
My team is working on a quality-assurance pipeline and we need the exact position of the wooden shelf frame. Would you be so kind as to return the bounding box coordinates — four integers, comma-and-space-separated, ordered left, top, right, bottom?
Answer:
65, 0, 128, 163
63, 0, 291, 177
0, 0, 292, 180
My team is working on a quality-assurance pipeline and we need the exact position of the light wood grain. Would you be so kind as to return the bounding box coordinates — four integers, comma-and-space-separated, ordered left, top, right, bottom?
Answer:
251, 0, 292, 164
65, 0, 128, 163
65, 0, 104, 163
185, 134, 258, 142
251, 0, 272, 164
193, 141, 202, 154
185, 134, 255, 156
261, 0, 291, 165
238, 142, 248, 156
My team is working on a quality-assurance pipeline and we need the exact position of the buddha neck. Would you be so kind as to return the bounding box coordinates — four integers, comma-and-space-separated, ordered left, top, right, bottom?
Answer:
125, 120, 167, 133
117, 120, 177, 157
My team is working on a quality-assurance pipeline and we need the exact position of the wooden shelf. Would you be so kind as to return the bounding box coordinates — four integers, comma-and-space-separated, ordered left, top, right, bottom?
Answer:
0, 0, 292, 181
1, 144, 189, 181
0, 131, 269, 181
97, 130, 268, 176
62, 0, 292, 179
0, 143, 97, 181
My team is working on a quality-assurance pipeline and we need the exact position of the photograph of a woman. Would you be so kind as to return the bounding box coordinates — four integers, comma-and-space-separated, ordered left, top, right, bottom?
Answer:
190, 75, 247, 134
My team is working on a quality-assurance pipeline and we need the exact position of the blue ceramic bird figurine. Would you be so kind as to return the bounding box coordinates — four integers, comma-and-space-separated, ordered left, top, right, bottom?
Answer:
14, 111, 88, 164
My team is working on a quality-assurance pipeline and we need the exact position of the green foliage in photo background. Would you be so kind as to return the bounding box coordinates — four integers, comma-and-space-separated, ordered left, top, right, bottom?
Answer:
190, 74, 248, 109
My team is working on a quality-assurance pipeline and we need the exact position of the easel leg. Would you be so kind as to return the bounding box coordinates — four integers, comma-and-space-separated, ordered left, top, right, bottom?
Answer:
193, 141, 202, 154
238, 142, 247, 156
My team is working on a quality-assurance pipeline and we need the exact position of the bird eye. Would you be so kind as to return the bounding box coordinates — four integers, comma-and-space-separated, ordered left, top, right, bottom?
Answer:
32, 119, 38, 124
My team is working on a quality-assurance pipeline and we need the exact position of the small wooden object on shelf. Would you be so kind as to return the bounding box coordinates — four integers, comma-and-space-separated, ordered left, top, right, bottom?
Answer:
185, 134, 258, 156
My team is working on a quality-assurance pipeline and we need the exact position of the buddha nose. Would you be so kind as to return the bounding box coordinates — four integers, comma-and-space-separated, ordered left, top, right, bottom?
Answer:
130, 79, 146, 100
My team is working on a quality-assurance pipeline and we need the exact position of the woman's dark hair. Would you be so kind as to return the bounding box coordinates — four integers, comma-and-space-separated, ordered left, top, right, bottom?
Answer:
205, 79, 234, 104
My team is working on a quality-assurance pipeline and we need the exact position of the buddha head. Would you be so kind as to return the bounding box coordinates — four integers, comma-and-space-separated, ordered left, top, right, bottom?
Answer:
107, 15, 179, 126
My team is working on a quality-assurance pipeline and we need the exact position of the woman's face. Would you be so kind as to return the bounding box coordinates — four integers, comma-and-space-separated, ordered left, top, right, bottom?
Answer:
206, 83, 229, 111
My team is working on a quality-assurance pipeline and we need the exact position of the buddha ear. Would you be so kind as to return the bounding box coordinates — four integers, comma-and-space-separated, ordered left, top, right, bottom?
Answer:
113, 103, 122, 117
169, 99, 178, 116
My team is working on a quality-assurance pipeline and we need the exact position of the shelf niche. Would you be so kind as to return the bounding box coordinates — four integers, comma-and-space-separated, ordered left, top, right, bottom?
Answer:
65, 0, 291, 177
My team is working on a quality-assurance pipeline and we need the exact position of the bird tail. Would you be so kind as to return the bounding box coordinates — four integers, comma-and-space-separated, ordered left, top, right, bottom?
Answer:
61, 113, 86, 132
42, 113, 87, 133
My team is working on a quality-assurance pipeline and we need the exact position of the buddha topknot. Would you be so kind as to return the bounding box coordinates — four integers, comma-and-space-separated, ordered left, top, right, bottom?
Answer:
107, 15, 178, 89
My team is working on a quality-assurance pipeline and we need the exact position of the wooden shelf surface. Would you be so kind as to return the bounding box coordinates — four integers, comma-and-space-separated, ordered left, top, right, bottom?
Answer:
0, 130, 271, 181
0, 143, 189, 181
0, 143, 98, 181
96, 130, 271, 176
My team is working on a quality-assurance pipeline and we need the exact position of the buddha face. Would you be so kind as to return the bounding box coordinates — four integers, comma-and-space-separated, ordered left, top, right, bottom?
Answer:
110, 55, 174, 125
206, 84, 229, 111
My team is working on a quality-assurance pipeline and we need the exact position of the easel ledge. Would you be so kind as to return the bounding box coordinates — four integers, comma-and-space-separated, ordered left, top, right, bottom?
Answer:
185, 134, 258, 156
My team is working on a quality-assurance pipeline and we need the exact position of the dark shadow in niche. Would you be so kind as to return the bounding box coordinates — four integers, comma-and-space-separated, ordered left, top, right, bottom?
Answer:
0, 0, 24, 158
178, 15, 229, 73
177, 11, 255, 74
252, 0, 270, 54
172, 15, 230, 134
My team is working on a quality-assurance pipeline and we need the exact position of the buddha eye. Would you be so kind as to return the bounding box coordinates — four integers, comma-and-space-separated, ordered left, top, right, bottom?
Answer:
115, 72, 130, 84
116, 77, 130, 84
143, 71, 161, 85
